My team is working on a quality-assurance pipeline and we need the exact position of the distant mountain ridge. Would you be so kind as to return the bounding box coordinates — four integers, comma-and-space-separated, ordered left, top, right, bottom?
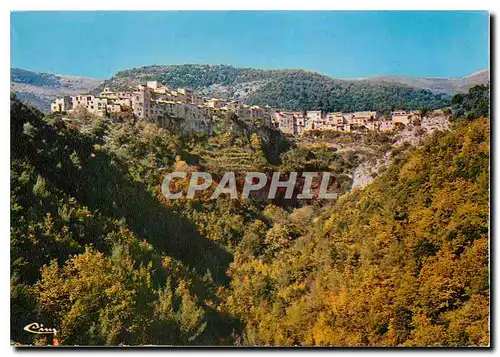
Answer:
10, 68, 103, 110
11, 65, 489, 112
365, 69, 490, 95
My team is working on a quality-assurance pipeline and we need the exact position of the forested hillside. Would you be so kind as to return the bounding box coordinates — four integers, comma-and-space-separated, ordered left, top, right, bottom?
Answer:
102, 64, 450, 113
11, 93, 347, 345
10, 85, 489, 346
11, 96, 248, 345
225, 116, 490, 346
450, 84, 490, 119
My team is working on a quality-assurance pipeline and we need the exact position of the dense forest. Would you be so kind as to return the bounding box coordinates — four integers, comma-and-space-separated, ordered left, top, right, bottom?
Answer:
225, 116, 489, 346
10, 85, 489, 346
450, 84, 490, 120
103, 64, 450, 113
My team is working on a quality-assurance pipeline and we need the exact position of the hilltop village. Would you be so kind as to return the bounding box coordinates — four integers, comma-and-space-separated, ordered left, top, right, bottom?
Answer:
51, 80, 424, 136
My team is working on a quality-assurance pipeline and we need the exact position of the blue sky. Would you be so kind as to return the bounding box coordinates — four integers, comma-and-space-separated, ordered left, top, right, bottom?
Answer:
11, 11, 489, 79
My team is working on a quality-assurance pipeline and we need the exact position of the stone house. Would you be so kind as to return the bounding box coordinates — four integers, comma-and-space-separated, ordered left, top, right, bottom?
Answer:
391, 110, 412, 125
51, 96, 71, 112
379, 120, 395, 132
275, 111, 296, 135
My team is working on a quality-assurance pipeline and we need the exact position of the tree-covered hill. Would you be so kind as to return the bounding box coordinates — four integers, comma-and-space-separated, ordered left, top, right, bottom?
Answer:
10, 95, 245, 345
225, 115, 490, 346
450, 84, 490, 119
102, 64, 450, 113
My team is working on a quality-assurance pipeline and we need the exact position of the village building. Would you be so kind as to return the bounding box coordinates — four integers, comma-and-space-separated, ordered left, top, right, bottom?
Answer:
326, 112, 345, 125
51, 96, 72, 113
51, 80, 423, 137
294, 112, 309, 135
207, 98, 226, 109
132, 85, 153, 119
306, 110, 323, 122
379, 120, 395, 132
391, 110, 414, 126
51, 80, 273, 136
354, 111, 377, 120
68, 95, 109, 117
275, 111, 297, 135
364, 121, 378, 131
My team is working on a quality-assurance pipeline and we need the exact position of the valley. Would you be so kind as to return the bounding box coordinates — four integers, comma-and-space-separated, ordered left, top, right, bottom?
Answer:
9, 67, 490, 346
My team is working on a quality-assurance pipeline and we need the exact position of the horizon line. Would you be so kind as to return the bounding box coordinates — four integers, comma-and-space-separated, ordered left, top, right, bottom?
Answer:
10, 64, 490, 81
